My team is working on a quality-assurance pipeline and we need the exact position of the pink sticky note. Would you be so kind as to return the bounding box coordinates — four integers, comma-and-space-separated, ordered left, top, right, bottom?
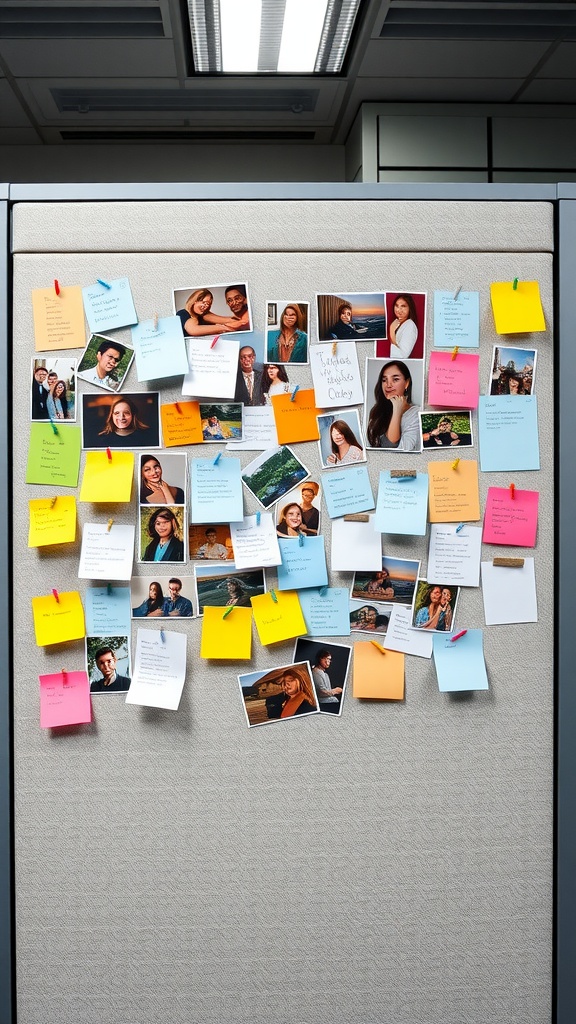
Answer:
39, 670, 92, 728
482, 487, 539, 547
428, 352, 480, 409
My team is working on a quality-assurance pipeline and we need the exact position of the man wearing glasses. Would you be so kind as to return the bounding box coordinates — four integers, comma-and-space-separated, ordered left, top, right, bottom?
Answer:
78, 338, 127, 391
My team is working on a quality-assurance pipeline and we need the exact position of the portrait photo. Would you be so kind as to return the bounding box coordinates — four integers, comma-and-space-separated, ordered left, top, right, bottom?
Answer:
241, 445, 310, 509
139, 452, 186, 506
189, 524, 233, 560
77, 333, 134, 392
131, 575, 194, 618
139, 505, 186, 564
238, 662, 319, 727
194, 564, 266, 615
265, 300, 309, 364
173, 282, 252, 337
364, 357, 424, 452
86, 635, 131, 694
349, 598, 392, 635
489, 345, 537, 396
420, 411, 473, 450
233, 334, 267, 407
275, 479, 321, 538
317, 409, 366, 469
31, 357, 77, 422
261, 361, 291, 406
199, 402, 244, 442
351, 557, 420, 607
293, 639, 351, 717
375, 291, 427, 361
82, 392, 160, 449
411, 580, 461, 633
316, 291, 387, 342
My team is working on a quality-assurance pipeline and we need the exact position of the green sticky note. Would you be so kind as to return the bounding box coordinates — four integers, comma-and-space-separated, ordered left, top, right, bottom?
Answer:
26, 423, 82, 487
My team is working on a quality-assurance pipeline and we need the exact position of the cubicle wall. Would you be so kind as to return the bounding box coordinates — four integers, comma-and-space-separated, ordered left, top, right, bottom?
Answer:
9, 190, 555, 1024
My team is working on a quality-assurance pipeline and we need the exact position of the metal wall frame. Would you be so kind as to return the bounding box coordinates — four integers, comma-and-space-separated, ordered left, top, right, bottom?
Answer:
1, 181, 571, 1024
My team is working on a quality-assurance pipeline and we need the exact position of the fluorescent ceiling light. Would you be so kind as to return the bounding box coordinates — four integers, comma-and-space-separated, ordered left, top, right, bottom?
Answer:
187, 0, 362, 74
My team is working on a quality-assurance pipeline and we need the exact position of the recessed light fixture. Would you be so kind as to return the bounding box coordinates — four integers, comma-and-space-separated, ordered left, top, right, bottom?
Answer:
187, 0, 362, 73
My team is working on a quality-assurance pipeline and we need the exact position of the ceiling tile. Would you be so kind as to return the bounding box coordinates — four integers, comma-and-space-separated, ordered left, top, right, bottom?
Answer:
0, 40, 178, 77
358, 38, 550, 78
518, 80, 576, 102
531, 41, 576, 77
0, 79, 33, 126
345, 77, 524, 104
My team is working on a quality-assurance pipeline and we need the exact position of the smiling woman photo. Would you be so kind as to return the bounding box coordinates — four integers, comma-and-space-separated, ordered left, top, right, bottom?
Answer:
266, 304, 308, 363
142, 507, 184, 563
366, 360, 420, 451
140, 455, 185, 505
388, 293, 419, 359
325, 417, 364, 466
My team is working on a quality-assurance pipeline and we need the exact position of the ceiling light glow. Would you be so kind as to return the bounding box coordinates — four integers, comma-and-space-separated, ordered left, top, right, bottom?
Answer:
220, 0, 262, 73
278, 0, 330, 73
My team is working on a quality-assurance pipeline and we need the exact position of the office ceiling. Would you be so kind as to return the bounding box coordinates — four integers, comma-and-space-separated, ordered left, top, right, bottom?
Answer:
0, 0, 574, 147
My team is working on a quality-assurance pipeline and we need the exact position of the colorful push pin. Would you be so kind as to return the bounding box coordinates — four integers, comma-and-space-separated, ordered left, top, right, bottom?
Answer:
97, 278, 111, 289
210, 335, 220, 349
106, 447, 112, 462
49, 418, 59, 436
54, 279, 61, 296
160, 629, 166, 643
50, 496, 58, 508
319, 586, 328, 597
450, 629, 467, 643
174, 402, 182, 414
256, 511, 261, 526
451, 458, 460, 470
290, 384, 300, 402
451, 346, 459, 361
513, 278, 519, 291
510, 483, 515, 500
455, 523, 464, 533
332, 342, 337, 356
107, 519, 114, 532
52, 588, 60, 603
213, 451, 222, 466
298, 533, 304, 547
223, 606, 234, 619
453, 285, 462, 301
152, 311, 159, 332
370, 640, 386, 654
270, 589, 278, 603
61, 669, 67, 683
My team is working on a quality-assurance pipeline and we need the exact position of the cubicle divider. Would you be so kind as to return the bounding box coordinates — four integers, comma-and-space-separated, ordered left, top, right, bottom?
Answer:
2, 183, 573, 1024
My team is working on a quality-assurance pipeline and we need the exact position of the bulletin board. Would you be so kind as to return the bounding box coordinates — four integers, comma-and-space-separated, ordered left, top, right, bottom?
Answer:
8, 188, 556, 1024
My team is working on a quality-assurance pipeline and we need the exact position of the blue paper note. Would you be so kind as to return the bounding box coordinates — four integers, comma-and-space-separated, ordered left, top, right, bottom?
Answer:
190, 457, 244, 523
277, 536, 328, 591
478, 395, 540, 472
374, 471, 428, 536
297, 587, 351, 636
322, 466, 375, 519
433, 629, 489, 692
131, 315, 188, 381
82, 277, 138, 333
433, 290, 480, 348
85, 586, 131, 635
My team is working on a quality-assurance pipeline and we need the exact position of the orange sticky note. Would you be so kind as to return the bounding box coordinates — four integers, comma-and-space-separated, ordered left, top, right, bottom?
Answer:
428, 459, 480, 523
32, 284, 86, 351
160, 401, 203, 447
79, 451, 134, 502
490, 280, 546, 334
32, 591, 85, 646
353, 643, 405, 700
200, 606, 252, 659
271, 389, 320, 445
251, 590, 306, 645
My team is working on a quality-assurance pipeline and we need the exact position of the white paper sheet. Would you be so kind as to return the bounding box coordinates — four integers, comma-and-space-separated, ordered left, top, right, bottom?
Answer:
229, 513, 282, 569
383, 605, 433, 659
427, 524, 482, 587
182, 337, 239, 399
226, 406, 279, 450
125, 628, 187, 710
480, 558, 537, 625
78, 523, 135, 581
309, 342, 363, 408
331, 516, 382, 571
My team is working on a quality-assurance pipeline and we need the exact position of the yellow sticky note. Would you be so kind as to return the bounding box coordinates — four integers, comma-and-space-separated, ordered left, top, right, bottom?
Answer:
251, 590, 306, 646
28, 496, 76, 547
490, 280, 546, 334
32, 284, 86, 351
201, 606, 252, 659
160, 401, 203, 447
271, 389, 320, 444
428, 459, 480, 523
79, 451, 134, 502
353, 643, 404, 700
32, 591, 85, 646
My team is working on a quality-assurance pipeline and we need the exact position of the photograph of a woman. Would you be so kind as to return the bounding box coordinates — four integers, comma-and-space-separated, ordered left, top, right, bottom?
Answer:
173, 284, 251, 337
317, 410, 366, 469
376, 292, 426, 361
82, 392, 160, 449
365, 358, 422, 451
238, 662, 319, 727
194, 564, 266, 615
276, 480, 321, 537
140, 506, 185, 563
266, 302, 309, 363
349, 600, 391, 634
132, 581, 165, 617
317, 292, 386, 342
276, 502, 306, 539
412, 581, 460, 632
489, 345, 536, 396
140, 453, 185, 505
261, 363, 290, 404
199, 403, 243, 440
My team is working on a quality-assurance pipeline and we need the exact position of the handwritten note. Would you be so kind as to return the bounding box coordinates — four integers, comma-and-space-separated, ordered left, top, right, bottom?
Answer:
39, 670, 91, 728
490, 280, 546, 334
271, 389, 320, 445
331, 516, 382, 571
78, 523, 135, 580
82, 277, 137, 332
374, 472, 428, 536
28, 496, 76, 547
428, 351, 480, 409
125, 629, 187, 710
309, 343, 364, 407
433, 290, 480, 348
353, 643, 404, 700
160, 401, 203, 447
427, 524, 482, 586
182, 337, 239, 399
383, 605, 432, 659
322, 466, 374, 519
190, 457, 243, 523
277, 536, 328, 591
428, 459, 480, 523
26, 424, 81, 487
226, 406, 279, 451
251, 590, 306, 645
229, 514, 281, 570
433, 630, 489, 692
201, 606, 252, 659
79, 451, 134, 503
481, 559, 537, 625
483, 487, 539, 547
297, 587, 351, 636
478, 395, 540, 471
32, 590, 85, 646
32, 284, 85, 351
132, 315, 188, 381
85, 586, 131, 635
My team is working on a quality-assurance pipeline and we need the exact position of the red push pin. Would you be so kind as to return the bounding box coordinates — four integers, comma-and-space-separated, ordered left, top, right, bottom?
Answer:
52, 588, 60, 603
106, 447, 112, 462
510, 483, 515, 500
210, 335, 220, 349
54, 279, 61, 296
175, 403, 182, 414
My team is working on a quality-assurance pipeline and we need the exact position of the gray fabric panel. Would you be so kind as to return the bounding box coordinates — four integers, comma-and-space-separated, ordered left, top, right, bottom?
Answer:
11, 199, 554, 253
13, 240, 553, 1024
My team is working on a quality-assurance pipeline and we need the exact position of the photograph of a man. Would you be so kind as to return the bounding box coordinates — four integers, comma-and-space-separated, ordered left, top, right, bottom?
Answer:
162, 578, 193, 617
77, 334, 133, 391
234, 345, 264, 406
31, 364, 49, 419
224, 285, 250, 330
88, 642, 131, 693
293, 638, 351, 717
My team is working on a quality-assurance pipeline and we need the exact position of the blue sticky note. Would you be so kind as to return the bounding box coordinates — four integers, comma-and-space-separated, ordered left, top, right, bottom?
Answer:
322, 466, 375, 519
478, 395, 540, 472
433, 290, 480, 348
85, 586, 131, 635
82, 277, 138, 333
374, 471, 428, 535
131, 315, 188, 382
298, 587, 351, 636
190, 457, 244, 523
433, 629, 489, 692
277, 536, 328, 591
